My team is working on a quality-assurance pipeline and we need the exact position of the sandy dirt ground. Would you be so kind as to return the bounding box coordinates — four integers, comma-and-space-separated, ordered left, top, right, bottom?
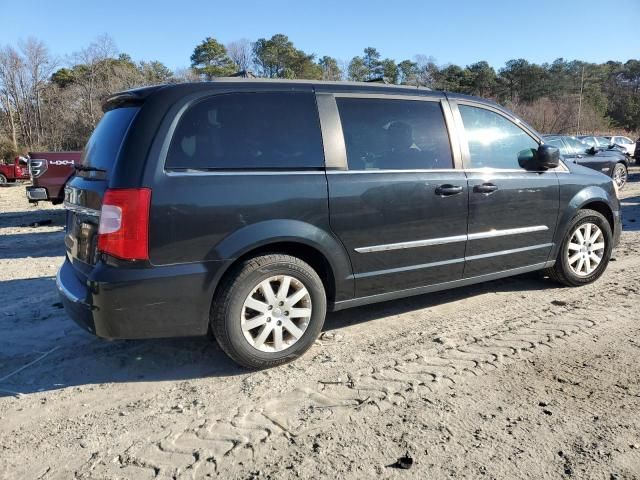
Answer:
0, 171, 639, 480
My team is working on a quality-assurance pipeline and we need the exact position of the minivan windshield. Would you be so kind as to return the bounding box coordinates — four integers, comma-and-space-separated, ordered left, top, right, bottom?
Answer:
81, 107, 139, 174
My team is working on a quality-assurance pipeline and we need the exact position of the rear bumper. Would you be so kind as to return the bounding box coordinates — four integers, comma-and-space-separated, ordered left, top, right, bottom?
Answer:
57, 260, 96, 334
25, 186, 49, 202
57, 257, 228, 339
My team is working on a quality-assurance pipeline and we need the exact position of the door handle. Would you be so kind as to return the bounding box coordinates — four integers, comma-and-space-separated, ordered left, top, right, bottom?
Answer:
473, 183, 498, 194
435, 184, 463, 196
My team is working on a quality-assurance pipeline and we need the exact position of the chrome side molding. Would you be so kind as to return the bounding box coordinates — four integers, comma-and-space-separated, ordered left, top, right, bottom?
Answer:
465, 243, 553, 261
355, 225, 549, 253
467, 225, 548, 241
355, 234, 467, 253
353, 243, 554, 280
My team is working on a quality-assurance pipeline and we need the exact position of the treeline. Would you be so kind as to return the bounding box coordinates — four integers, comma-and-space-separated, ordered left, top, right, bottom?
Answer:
0, 33, 638, 160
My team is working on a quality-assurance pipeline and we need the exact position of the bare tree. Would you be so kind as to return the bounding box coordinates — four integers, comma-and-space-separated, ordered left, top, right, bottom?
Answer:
172, 67, 202, 83
509, 96, 610, 134
70, 34, 118, 126
226, 39, 253, 73
0, 47, 22, 148
21, 38, 56, 146
414, 54, 438, 87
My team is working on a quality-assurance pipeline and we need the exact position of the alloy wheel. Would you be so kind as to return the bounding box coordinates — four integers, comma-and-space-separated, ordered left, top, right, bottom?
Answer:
566, 222, 605, 277
240, 275, 312, 352
613, 164, 627, 189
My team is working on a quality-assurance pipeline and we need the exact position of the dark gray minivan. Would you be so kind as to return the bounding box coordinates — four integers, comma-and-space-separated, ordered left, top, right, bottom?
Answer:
58, 79, 621, 368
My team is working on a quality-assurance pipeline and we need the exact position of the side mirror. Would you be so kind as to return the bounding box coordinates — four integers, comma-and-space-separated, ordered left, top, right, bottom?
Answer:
536, 144, 560, 168
587, 146, 598, 155
518, 144, 560, 170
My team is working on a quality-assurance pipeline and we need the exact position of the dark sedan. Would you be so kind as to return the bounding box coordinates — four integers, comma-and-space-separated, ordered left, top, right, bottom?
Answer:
543, 135, 629, 189
578, 135, 628, 156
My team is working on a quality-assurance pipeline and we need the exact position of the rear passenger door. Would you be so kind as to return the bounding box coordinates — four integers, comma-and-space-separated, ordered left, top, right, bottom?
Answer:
319, 93, 468, 298
451, 101, 560, 278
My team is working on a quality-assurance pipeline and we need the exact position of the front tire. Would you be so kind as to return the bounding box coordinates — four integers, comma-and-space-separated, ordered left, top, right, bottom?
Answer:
612, 163, 628, 189
0, 174, 7, 185
545, 209, 612, 287
211, 254, 327, 369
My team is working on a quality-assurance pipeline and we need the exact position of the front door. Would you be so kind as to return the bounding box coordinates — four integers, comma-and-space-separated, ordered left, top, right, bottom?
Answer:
321, 93, 469, 298
452, 101, 560, 278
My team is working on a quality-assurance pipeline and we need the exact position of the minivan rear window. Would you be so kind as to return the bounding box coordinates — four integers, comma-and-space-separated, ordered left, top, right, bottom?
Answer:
165, 92, 324, 170
81, 106, 139, 173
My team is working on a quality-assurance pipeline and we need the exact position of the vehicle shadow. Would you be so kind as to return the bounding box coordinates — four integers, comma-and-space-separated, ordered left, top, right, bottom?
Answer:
620, 195, 640, 232
0, 207, 65, 230
326, 271, 558, 332
0, 271, 556, 397
0, 275, 242, 397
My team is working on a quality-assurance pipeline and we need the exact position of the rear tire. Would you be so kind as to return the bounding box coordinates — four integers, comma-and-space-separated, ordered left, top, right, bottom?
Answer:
211, 254, 327, 369
0, 174, 7, 185
544, 209, 612, 287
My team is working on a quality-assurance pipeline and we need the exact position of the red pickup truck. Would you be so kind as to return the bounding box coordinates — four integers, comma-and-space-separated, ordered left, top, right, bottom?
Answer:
0, 156, 30, 184
26, 151, 82, 204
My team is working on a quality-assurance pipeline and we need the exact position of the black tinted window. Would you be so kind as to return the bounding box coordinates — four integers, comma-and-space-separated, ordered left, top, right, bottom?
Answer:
459, 105, 538, 169
166, 92, 324, 169
336, 98, 453, 170
82, 106, 139, 172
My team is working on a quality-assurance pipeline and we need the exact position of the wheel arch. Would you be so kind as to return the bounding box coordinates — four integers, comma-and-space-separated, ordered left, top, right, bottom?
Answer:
548, 185, 617, 262
568, 186, 616, 226
580, 200, 614, 233
210, 220, 355, 308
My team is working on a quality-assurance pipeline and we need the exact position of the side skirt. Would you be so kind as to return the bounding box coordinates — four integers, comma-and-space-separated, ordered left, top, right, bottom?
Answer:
329, 261, 555, 312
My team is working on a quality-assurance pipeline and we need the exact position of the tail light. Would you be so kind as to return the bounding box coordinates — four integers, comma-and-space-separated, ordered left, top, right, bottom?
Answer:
98, 188, 151, 261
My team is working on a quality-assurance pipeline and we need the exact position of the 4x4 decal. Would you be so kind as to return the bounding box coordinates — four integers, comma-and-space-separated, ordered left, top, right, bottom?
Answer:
48, 160, 76, 166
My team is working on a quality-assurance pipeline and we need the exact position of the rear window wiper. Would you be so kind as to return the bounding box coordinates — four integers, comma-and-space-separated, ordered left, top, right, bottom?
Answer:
74, 165, 107, 173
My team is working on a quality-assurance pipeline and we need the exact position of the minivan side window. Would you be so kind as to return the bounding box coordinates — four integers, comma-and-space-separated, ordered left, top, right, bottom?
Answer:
459, 105, 539, 169
336, 98, 453, 170
166, 92, 324, 170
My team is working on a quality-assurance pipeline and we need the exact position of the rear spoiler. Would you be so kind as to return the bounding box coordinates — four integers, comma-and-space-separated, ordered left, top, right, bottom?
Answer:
102, 85, 166, 112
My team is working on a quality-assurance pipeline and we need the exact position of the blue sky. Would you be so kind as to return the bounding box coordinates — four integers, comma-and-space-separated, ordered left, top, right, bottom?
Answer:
1, 0, 638, 71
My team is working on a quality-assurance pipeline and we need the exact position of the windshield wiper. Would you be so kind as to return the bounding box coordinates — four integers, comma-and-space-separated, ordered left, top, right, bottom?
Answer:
74, 165, 106, 173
